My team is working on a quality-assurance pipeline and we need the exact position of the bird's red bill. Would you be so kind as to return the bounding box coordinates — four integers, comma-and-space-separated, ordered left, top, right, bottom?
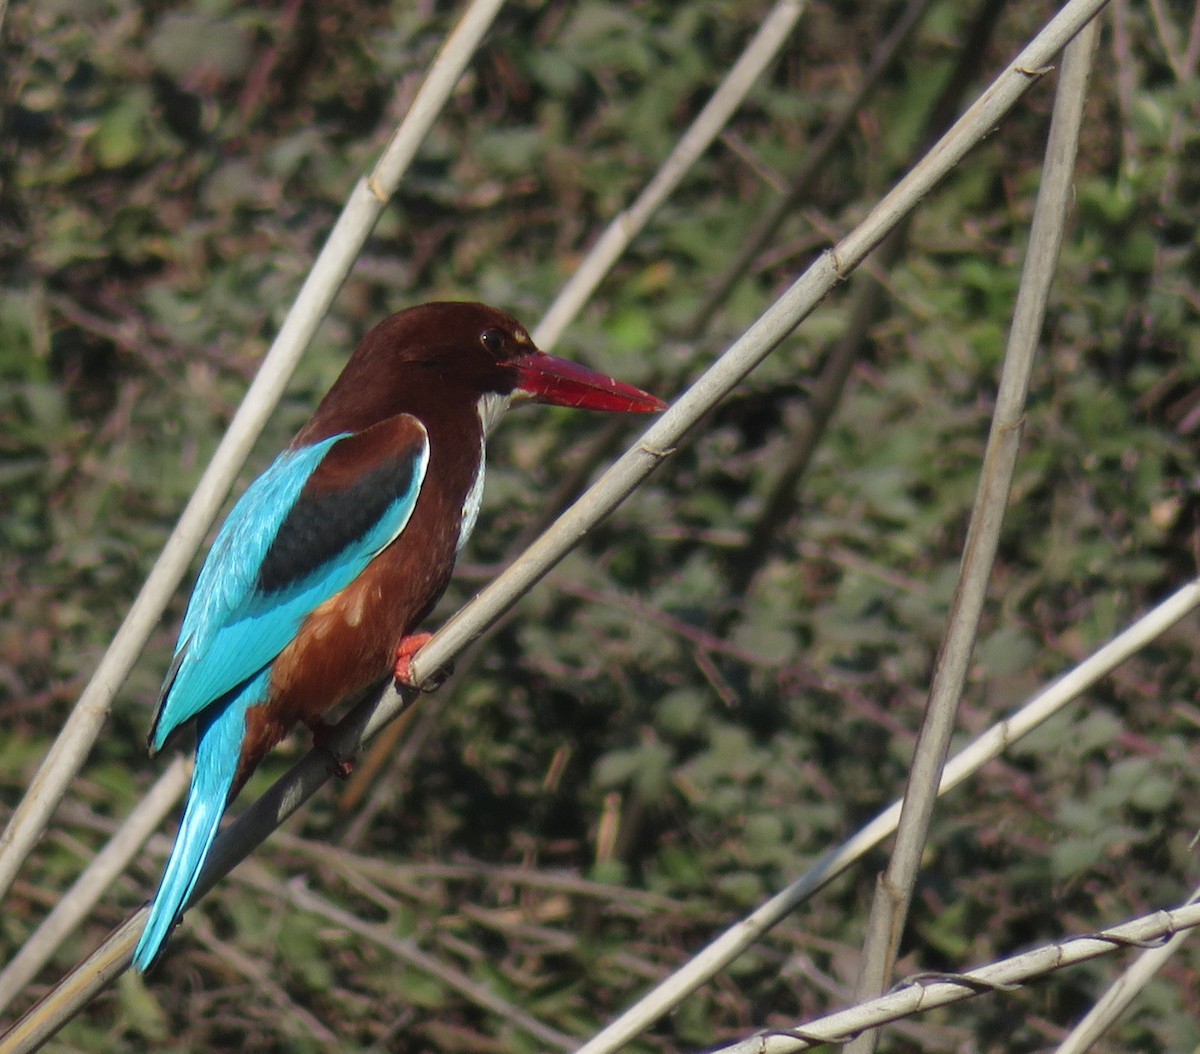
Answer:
514, 352, 666, 414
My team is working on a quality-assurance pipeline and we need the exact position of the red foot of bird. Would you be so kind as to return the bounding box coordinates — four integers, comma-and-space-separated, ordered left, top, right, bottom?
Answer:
393, 632, 452, 690
308, 719, 355, 780
393, 632, 433, 686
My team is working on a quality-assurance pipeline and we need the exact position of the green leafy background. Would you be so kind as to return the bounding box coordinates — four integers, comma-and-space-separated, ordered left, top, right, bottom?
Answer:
2, 1, 1200, 1051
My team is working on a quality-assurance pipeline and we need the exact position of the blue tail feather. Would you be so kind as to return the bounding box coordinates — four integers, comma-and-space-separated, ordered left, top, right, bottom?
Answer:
133, 669, 269, 972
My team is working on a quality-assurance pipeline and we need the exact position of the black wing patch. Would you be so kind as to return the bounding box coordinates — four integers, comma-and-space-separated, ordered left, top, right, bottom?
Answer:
255, 417, 428, 595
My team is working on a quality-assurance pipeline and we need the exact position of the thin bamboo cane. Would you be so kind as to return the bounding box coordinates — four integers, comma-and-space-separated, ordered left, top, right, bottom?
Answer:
1051, 886, 1200, 1053
706, 897, 1200, 1054
844, 20, 1101, 1053
0, 758, 189, 1014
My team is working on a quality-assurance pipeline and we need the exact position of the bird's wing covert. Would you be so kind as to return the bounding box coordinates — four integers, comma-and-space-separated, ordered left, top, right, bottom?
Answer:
149, 414, 430, 750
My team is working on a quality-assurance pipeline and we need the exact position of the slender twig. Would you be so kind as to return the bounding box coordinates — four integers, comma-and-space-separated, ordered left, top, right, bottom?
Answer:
255, 873, 577, 1051
722, 248, 890, 606
705, 898, 1200, 1054
0, 911, 142, 1054
269, 834, 687, 911
533, 0, 807, 349
680, 0, 933, 341
0, 1, 1110, 1047
1110, 1, 1140, 166
188, 912, 339, 1044
335, 698, 421, 818
0, 758, 189, 1014
1146, 0, 1200, 294
1147, 0, 1187, 79
721, 0, 1007, 607
568, 576, 1200, 1054
844, 24, 1099, 1052
1184, 1, 1200, 75
335, 686, 440, 841
559, 579, 784, 666
0, 0, 508, 909
1051, 885, 1200, 1054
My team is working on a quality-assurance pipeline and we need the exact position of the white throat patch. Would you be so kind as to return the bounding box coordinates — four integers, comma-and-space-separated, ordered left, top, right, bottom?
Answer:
457, 392, 511, 552
477, 391, 511, 436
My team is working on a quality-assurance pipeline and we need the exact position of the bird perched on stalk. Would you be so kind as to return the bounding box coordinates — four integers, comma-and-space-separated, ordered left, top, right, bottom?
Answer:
134, 301, 665, 971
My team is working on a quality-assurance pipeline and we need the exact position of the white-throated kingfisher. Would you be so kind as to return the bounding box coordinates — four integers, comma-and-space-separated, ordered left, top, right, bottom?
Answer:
133, 302, 665, 971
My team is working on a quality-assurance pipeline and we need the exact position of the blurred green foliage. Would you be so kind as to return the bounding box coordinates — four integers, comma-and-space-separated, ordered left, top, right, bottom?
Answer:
3, 0, 1200, 1051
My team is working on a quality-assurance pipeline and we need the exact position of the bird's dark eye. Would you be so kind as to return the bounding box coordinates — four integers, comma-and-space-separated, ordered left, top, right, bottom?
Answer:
480, 328, 505, 355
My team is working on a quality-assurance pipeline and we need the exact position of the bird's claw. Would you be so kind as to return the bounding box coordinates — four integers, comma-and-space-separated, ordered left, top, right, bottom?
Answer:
393, 632, 452, 690
309, 719, 355, 780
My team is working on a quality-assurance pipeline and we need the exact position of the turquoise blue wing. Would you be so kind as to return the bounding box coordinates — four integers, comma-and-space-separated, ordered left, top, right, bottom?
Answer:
149, 415, 429, 751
